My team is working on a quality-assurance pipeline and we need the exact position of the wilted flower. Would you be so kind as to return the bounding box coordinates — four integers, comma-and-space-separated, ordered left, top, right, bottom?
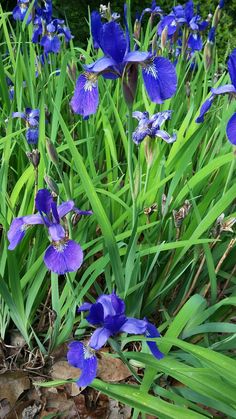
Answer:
12, 108, 40, 144
7, 189, 92, 275
196, 48, 236, 145
67, 292, 164, 387
132, 110, 176, 145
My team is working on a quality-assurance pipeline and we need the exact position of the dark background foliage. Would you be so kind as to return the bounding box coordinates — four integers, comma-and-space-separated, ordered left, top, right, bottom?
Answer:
2, 0, 236, 56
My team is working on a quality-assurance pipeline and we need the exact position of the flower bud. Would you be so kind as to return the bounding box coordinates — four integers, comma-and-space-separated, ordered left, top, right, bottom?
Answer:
161, 26, 168, 52
212, 6, 221, 28
44, 174, 59, 196
122, 64, 138, 107
134, 18, 141, 40
26, 149, 40, 169
46, 138, 59, 165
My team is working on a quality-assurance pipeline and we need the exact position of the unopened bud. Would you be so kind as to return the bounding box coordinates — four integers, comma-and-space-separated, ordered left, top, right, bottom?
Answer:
144, 136, 154, 168
161, 26, 168, 51
152, 33, 158, 54
122, 64, 138, 107
212, 5, 221, 28
67, 62, 77, 82
46, 138, 59, 165
44, 174, 59, 196
26, 149, 40, 168
134, 18, 141, 40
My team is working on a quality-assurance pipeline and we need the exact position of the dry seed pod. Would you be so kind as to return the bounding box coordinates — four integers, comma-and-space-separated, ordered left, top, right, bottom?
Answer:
173, 200, 191, 228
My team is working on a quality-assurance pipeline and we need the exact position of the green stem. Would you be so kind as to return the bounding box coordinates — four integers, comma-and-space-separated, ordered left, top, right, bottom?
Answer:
127, 106, 136, 226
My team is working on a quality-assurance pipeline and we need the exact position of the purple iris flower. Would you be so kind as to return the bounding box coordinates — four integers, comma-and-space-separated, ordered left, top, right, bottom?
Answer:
196, 49, 236, 145
132, 110, 176, 145
139, 1, 163, 23
67, 292, 164, 387
12, 0, 32, 23
40, 22, 61, 54
7, 189, 92, 275
12, 108, 40, 144
71, 5, 177, 118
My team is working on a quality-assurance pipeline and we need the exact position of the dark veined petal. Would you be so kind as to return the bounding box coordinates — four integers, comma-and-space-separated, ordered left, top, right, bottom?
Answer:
70, 73, 99, 118
86, 303, 104, 325
91, 11, 102, 49
226, 112, 236, 145
77, 352, 97, 387
44, 239, 83, 274
57, 200, 75, 218
100, 21, 127, 63
26, 128, 39, 144
48, 224, 66, 241
119, 317, 147, 334
35, 189, 53, 214
188, 33, 202, 52
211, 84, 236, 95
227, 49, 236, 89
142, 57, 177, 104
195, 96, 215, 123
89, 327, 112, 350
67, 341, 98, 387
7, 217, 27, 250
145, 321, 164, 360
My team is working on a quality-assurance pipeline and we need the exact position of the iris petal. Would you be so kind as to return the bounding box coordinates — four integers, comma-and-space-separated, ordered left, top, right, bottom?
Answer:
146, 322, 164, 360
35, 189, 53, 214
89, 327, 111, 350
100, 21, 127, 63
70, 74, 99, 118
227, 49, 236, 89
226, 112, 236, 145
119, 318, 147, 334
142, 57, 177, 104
44, 240, 83, 274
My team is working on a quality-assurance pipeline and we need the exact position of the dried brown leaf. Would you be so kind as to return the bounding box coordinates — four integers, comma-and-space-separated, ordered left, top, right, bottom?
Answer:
0, 371, 30, 406
97, 355, 131, 382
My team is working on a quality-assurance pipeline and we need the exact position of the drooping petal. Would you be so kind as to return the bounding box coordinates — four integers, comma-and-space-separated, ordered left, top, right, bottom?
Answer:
40, 35, 61, 54
77, 352, 97, 387
48, 223, 66, 241
226, 112, 236, 145
154, 129, 177, 143
57, 200, 75, 218
89, 327, 111, 350
7, 218, 26, 250
195, 96, 215, 123
78, 302, 92, 312
44, 239, 83, 274
157, 15, 178, 37
35, 189, 53, 214
100, 21, 127, 63
188, 33, 202, 52
227, 49, 236, 89
132, 111, 149, 121
142, 57, 177, 104
12, 112, 26, 119
26, 128, 39, 144
67, 341, 85, 369
67, 341, 98, 387
73, 207, 93, 216
211, 84, 236, 95
145, 322, 164, 360
86, 303, 104, 325
119, 317, 147, 334
8, 214, 43, 250
70, 73, 99, 118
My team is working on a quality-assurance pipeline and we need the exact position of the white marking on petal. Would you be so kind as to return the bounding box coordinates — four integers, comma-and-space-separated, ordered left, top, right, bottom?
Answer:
144, 63, 158, 79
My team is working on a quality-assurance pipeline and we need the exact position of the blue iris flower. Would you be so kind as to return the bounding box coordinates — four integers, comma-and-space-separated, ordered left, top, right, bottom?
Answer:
196, 49, 236, 145
71, 5, 177, 118
67, 292, 164, 387
132, 110, 176, 145
12, 108, 40, 144
7, 189, 92, 275
12, 0, 32, 23
139, 1, 163, 23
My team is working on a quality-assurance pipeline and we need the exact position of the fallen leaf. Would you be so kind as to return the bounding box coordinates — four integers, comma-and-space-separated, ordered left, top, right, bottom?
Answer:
97, 355, 131, 382
51, 361, 80, 381
0, 371, 30, 406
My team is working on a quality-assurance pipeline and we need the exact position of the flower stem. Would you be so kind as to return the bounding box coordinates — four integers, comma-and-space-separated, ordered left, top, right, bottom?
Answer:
127, 106, 136, 226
